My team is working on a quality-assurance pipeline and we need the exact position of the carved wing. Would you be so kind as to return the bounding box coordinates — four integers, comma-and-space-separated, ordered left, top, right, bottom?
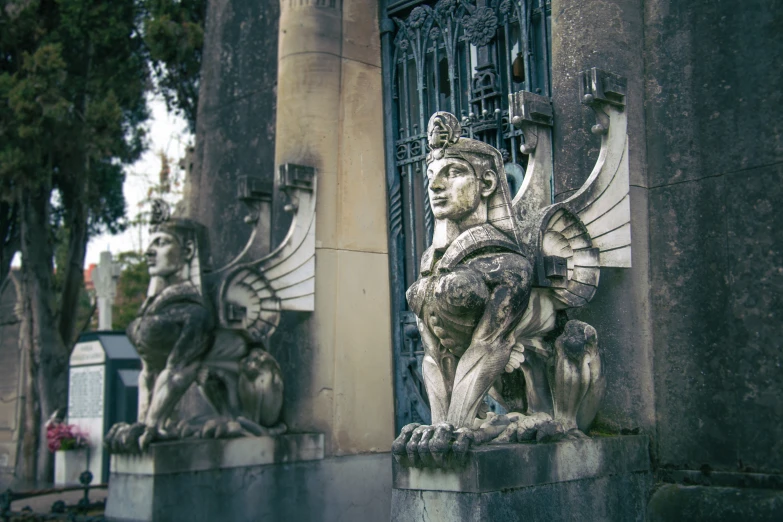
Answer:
512, 69, 631, 311
217, 165, 317, 344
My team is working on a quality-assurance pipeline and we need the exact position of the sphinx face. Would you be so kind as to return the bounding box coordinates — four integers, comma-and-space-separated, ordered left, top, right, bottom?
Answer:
427, 157, 482, 221
146, 232, 185, 278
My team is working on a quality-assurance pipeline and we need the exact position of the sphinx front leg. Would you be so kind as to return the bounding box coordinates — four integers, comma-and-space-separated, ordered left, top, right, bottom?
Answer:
137, 363, 156, 423
139, 361, 201, 450
392, 319, 457, 465
447, 330, 516, 429
391, 357, 455, 465
105, 363, 157, 454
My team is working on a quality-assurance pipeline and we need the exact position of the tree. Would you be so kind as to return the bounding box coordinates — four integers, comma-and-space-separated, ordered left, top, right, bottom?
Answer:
0, 0, 204, 485
144, 0, 207, 131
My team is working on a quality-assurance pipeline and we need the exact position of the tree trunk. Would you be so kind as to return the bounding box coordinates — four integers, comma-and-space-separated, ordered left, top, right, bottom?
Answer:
57, 34, 92, 347
17, 185, 69, 485
58, 180, 89, 345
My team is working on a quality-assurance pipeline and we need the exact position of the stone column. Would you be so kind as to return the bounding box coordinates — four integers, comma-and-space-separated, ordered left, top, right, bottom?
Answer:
643, 0, 783, 480
184, 0, 279, 265
549, 0, 655, 433
275, 0, 394, 456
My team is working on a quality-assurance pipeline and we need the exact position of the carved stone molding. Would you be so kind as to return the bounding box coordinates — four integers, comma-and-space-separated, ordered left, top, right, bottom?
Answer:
509, 90, 553, 247
580, 67, 627, 135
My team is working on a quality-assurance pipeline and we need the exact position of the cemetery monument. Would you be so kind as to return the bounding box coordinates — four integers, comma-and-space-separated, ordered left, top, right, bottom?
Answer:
93, 251, 121, 331
105, 167, 315, 452
391, 70, 652, 520
65, 332, 141, 484
104, 166, 324, 521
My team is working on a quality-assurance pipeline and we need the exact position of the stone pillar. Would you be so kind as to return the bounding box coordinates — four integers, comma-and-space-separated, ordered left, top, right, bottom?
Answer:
264, 2, 394, 518
643, 0, 783, 487
275, 0, 394, 455
184, 0, 279, 265
93, 251, 120, 331
549, 0, 655, 434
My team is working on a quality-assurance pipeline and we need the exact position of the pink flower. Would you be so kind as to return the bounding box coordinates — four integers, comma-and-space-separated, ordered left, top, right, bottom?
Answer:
46, 420, 89, 453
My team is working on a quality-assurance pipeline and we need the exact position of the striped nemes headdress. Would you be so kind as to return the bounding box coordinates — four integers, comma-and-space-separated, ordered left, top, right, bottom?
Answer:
426, 112, 522, 246
148, 199, 213, 292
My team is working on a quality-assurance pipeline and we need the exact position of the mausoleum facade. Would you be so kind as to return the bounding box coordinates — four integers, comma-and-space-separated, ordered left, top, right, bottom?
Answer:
1, 0, 779, 520
176, 0, 782, 519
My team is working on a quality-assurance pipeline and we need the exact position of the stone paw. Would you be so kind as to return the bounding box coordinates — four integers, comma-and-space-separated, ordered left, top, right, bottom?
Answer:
138, 426, 159, 452
199, 417, 250, 439
481, 412, 567, 444
235, 417, 287, 437
105, 422, 147, 454
392, 422, 474, 469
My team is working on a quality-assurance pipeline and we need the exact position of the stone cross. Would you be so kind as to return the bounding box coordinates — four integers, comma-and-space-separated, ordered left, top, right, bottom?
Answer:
93, 251, 121, 330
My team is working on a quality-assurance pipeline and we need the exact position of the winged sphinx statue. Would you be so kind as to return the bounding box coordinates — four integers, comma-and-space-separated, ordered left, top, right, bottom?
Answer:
106, 165, 316, 453
392, 68, 631, 467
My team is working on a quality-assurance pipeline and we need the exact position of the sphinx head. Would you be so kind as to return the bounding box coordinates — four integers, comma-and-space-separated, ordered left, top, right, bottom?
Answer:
146, 205, 211, 291
425, 112, 518, 243
145, 230, 193, 282
427, 154, 497, 225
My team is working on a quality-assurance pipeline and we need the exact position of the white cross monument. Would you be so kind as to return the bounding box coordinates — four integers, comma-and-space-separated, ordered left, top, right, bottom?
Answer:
93, 251, 120, 330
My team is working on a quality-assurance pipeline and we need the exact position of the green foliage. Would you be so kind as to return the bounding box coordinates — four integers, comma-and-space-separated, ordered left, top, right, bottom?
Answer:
0, 0, 205, 484
0, 0, 148, 234
0, 42, 69, 188
0, 0, 206, 231
144, 0, 207, 131
113, 251, 150, 331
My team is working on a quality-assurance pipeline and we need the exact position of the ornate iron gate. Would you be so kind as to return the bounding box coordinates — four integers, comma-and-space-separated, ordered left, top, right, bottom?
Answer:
380, 0, 552, 431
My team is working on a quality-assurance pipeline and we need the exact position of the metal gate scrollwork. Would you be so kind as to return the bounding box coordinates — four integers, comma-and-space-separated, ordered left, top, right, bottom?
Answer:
381, 0, 553, 431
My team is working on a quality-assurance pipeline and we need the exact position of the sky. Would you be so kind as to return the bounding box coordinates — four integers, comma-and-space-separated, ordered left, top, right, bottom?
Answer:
83, 95, 192, 268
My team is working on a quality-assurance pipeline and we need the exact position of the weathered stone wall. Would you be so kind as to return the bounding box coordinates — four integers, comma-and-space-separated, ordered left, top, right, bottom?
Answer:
184, 0, 279, 264
188, 0, 394, 458
550, 0, 656, 434
551, 0, 783, 484
644, 0, 783, 474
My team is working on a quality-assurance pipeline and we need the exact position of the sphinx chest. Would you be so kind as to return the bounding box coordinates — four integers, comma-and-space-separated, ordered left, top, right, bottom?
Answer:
408, 251, 532, 357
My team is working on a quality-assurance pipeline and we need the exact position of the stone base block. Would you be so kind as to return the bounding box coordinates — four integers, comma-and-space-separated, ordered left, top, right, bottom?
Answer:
105, 434, 324, 522
648, 484, 783, 521
392, 435, 652, 522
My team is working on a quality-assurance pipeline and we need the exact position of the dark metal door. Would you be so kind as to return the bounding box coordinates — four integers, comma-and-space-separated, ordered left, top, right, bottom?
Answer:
380, 0, 552, 432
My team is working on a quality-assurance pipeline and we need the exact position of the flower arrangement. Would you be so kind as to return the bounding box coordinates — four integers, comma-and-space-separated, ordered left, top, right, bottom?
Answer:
47, 420, 89, 453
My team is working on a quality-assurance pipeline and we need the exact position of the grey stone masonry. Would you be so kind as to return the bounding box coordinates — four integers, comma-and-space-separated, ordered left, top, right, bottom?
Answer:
105, 433, 324, 522
392, 435, 652, 522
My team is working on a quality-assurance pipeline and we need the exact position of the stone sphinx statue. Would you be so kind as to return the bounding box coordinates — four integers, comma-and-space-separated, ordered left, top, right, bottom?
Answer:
107, 167, 316, 453
393, 69, 631, 467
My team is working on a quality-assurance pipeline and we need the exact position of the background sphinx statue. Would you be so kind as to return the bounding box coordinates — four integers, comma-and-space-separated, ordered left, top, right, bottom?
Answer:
107, 168, 316, 453
393, 75, 631, 467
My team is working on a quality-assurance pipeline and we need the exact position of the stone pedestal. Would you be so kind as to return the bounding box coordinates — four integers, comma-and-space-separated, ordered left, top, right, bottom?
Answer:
391, 435, 652, 522
105, 434, 324, 522
54, 448, 89, 486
